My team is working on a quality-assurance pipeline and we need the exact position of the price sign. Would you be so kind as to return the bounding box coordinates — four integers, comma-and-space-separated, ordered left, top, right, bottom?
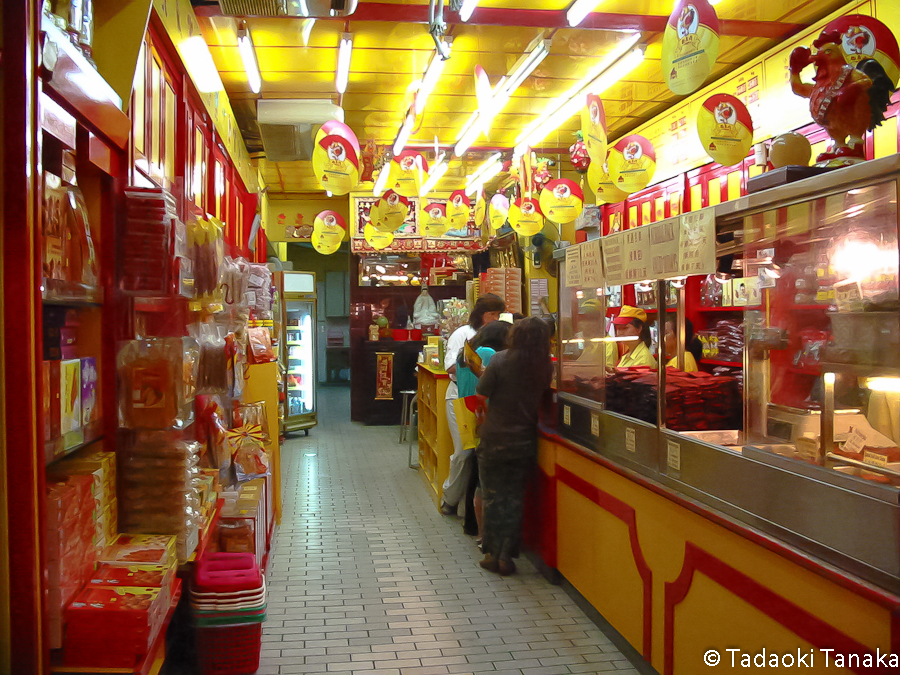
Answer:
667, 439, 682, 471
591, 413, 600, 437
565, 245, 583, 288
580, 239, 603, 288
563, 405, 572, 427
625, 427, 636, 453
623, 226, 651, 283
649, 218, 679, 279
678, 208, 716, 276
602, 231, 625, 286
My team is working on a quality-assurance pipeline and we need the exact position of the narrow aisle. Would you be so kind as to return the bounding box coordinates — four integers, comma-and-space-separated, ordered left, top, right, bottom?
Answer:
261, 388, 640, 675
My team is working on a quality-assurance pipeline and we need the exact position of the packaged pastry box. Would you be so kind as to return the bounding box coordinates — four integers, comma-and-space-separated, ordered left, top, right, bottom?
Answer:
90, 562, 176, 599
64, 586, 166, 668
100, 534, 177, 567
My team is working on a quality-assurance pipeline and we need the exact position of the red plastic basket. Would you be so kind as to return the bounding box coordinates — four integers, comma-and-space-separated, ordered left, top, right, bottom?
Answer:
195, 622, 262, 675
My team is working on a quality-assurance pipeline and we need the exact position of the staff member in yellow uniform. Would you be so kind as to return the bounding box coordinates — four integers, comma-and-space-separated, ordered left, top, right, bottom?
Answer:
612, 306, 657, 369
663, 317, 700, 372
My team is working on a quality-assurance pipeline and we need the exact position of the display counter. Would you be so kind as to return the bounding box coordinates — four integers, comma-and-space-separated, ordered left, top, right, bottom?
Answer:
417, 363, 452, 509
536, 156, 900, 672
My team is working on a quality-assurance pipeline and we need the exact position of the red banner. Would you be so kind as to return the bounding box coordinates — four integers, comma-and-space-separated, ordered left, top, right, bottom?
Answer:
375, 352, 394, 400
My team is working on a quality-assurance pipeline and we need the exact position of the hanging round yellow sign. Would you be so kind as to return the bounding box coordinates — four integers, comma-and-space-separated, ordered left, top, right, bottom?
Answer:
661, 0, 720, 95
312, 134, 360, 196
539, 179, 584, 225
388, 150, 427, 198
489, 194, 509, 232
581, 94, 608, 165
311, 210, 346, 255
364, 223, 394, 250
697, 93, 754, 167
447, 190, 471, 230
369, 190, 409, 233
420, 202, 450, 238
607, 135, 656, 195
509, 197, 544, 237
473, 192, 486, 227
315, 121, 361, 159
588, 159, 628, 204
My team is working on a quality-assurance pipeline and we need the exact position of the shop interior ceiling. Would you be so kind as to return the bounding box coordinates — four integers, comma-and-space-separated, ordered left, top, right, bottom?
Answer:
192, 0, 848, 196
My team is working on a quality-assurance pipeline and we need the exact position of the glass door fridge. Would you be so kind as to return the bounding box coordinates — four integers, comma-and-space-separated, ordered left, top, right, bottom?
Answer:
281, 272, 318, 434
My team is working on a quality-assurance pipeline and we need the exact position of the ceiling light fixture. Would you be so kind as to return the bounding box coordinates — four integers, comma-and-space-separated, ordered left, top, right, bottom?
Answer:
567, 0, 601, 27
336, 32, 353, 94
393, 113, 415, 155
419, 160, 449, 196
415, 41, 452, 116
514, 37, 643, 157
459, 0, 479, 21
464, 159, 502, 196
236, 26, 262, 94
181, 36, 224, 93
373, 164, 390, 196
465, 152, 502, 188
454, 37, 551, 157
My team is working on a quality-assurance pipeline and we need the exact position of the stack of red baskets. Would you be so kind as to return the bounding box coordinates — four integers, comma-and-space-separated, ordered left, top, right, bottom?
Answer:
193, 552, 266, 675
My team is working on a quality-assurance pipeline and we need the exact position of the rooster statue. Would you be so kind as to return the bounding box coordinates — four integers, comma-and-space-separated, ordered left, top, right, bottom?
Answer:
790, 30, 896, 165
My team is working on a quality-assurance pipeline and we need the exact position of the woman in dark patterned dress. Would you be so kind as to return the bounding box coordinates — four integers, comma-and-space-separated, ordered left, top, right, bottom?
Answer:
475, 317, 553, 575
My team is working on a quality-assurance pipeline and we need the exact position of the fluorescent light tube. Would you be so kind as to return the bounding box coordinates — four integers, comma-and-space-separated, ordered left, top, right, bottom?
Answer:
514, 33, 641, 148
567, 0, 601, 27
515, 46, 644, 154
460, 0, 479, 21
393, 114, 415, 156
415, 43, 451, 116
419, 160, 449, 196
181, 36, 223, 93
373, 164, 390, 196
465, 159, 502, 195
465, 152, 503, 187
336, 33, 353, 94
237, 27, 261, 94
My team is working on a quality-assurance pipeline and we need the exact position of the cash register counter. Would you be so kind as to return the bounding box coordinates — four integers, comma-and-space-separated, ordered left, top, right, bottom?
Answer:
529, 426, 900, 674
416, 363, 452, 510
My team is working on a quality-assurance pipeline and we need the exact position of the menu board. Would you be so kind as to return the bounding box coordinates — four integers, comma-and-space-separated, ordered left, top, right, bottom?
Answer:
602, 232, 626, 287
678, 208, 716, 276
580, 239, 603, 288
622, 226, 651, 283
565, 245, 582, 288
649, 218, 680, 279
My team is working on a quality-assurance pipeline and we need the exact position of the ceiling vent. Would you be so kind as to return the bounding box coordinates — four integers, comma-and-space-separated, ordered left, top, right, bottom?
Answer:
217, 0, 358, 17
257, 99, 344, 162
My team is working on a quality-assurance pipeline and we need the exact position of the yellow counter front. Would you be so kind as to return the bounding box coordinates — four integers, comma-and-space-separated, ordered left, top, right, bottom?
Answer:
534, 431, 900, 674
416, 363, 452, 510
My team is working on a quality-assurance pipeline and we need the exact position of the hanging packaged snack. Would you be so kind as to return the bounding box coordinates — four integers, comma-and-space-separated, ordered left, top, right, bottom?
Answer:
188, 217, 225, 310
234, 401, 271, 444
247, 326, 275, 364
247, 262, 274, 320
117, 337, 198, 429
228, 424, 270, 482
122, 188, 188, 297
192, 322, 230, 395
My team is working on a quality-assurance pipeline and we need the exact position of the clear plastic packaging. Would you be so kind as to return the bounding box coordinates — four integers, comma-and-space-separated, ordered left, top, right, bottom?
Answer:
247, 327, 275, 364
192, 322, 229, 395
117, 337, 198, 429
188, 217, 225, 310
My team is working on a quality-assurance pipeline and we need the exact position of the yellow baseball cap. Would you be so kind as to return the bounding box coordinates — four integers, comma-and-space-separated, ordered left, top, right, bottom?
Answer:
612, 305, 647, 325
579, 298, 603, 314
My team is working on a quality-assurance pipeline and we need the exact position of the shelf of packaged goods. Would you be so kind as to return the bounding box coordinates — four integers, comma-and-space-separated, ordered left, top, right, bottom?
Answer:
45, 419, 104, 465
42, 281, 104, 306
50, 578, 183, 675
185, 498, 224, 566
701, 358, 743, 367
699, 306, 747, 312
791, 304, 832, 311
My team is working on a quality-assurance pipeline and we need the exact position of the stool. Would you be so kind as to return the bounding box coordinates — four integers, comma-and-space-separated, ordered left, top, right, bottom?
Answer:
399, 390, 417, 443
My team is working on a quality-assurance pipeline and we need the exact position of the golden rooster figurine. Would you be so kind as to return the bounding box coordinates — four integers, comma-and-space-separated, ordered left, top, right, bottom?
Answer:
790, 30, 896, 165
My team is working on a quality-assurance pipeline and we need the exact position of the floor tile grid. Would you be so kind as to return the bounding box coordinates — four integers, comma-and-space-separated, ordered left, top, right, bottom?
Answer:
260, 388, 640, 675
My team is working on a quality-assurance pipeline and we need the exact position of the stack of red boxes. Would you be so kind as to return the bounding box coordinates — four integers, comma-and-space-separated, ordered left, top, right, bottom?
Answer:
46, 474, 98, 648
481, 267, 523, 314
122, 188, 188, 297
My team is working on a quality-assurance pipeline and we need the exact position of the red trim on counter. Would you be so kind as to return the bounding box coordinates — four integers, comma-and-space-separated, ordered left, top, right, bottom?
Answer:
556, 465, 653, 661
540, 427, 900, 612
664, 543, 893, 675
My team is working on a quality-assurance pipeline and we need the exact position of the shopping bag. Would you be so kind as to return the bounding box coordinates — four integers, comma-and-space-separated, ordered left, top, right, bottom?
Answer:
453, 395, 480, 450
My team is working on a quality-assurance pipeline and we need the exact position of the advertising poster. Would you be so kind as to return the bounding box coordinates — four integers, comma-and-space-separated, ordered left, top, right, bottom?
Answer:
509, 197, 544, 236
608, 135, 656, 195
661, 0, 720, 95
581, 93, 608, 164
539, 179, 585, 225
697, 93, 754, 166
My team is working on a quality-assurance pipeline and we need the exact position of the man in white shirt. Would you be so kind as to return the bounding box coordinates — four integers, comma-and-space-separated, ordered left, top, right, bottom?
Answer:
441, 293, 506, 515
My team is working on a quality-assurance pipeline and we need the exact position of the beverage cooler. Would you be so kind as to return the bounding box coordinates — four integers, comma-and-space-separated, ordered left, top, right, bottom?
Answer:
278, 272, 318, 434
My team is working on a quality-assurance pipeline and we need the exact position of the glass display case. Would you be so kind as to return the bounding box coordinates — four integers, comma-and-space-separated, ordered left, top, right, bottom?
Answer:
554, 155, 900, 592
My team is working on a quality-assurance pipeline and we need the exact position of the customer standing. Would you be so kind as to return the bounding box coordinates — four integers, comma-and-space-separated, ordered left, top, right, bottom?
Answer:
441, 293, 506, 515
475, 317, 553, 575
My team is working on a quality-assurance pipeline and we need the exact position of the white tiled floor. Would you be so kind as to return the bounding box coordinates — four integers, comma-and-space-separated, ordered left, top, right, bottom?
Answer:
259, 387, 641, 675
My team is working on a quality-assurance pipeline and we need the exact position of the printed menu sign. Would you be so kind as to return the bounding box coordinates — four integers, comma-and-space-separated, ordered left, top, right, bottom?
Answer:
580, 239, 603, 288
678, 208, 716, 276
649, 218, 680, 279
623, 226, 651, 282
602, 232, 625, 286
565, 245, 582, 288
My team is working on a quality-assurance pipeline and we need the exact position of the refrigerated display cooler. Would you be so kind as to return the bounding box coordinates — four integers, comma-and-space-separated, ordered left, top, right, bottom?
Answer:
279, 271, 317, 434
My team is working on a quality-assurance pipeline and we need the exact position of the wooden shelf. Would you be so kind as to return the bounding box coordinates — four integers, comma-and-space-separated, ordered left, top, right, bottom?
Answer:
186, 498, 224, 565
791, 304, 831, 310
45, 420, 104, 465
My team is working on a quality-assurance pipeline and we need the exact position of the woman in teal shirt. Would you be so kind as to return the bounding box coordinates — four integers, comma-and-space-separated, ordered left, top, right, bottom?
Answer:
456, 320, 512, 536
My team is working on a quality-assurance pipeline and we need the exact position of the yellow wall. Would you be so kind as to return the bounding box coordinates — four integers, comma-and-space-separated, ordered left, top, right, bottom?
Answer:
544, 438, 897, 674
265, 197, 352, 243
92, 0, 153, 108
